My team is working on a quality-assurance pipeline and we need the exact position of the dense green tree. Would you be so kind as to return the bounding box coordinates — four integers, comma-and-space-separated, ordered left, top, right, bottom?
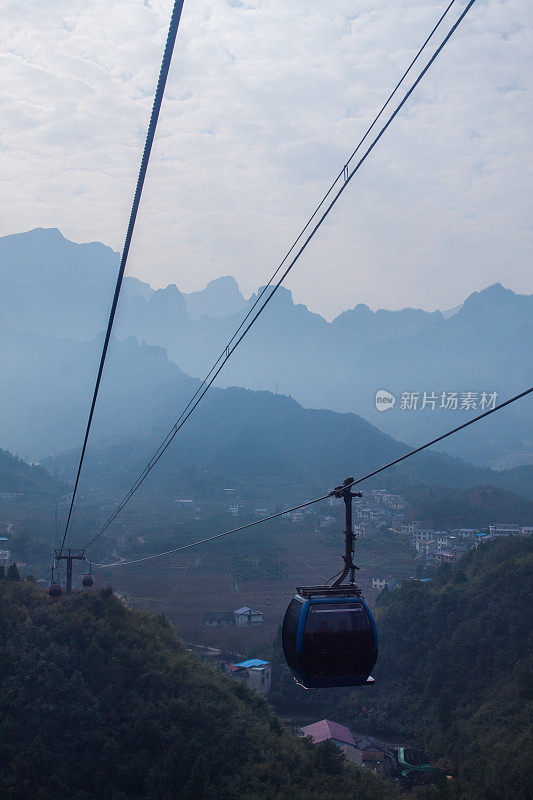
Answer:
0, 581, 400, 800
314, 741, 345, 775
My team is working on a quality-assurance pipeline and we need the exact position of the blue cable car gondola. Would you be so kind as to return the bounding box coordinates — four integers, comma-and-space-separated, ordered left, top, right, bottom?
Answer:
282, 477, 378, 688
282, 585, 377, 688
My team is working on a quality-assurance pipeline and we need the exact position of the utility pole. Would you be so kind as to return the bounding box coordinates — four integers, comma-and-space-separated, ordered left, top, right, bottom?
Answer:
331, 477, 362, 587
55, 548, 85, 593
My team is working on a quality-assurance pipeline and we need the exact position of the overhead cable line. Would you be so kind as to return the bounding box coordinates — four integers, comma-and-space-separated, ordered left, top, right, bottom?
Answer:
106, 0, 460, 505
57, 0, 186, 560
84, 0, 476, 552
93, 383, 532, 569
345, 385, 532, 487
93, 495, 331, 568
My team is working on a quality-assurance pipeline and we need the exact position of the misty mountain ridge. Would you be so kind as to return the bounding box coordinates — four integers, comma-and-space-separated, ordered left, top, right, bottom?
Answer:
1, 323, 532, 512
0, 227, 464, 335
1, 228, 531, 469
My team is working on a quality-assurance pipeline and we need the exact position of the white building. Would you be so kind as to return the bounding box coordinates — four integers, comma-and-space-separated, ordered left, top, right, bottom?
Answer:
230, 659, 271, 695
234, 607, 263, 626
400, 521, 421, 535
414, 539, 438, 556
489, 524, 523, 536
451, 528, 477, 539
355, 507, 383, 522
410, 529, 436, 546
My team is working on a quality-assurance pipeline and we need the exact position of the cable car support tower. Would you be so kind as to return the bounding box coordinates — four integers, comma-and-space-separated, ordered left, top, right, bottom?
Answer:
54, 548, 86, 594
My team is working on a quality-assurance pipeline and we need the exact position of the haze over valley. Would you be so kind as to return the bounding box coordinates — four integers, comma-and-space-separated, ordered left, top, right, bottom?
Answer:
1, 228, 531, 471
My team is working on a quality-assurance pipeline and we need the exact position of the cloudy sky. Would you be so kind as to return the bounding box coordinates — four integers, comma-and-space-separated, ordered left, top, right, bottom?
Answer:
1, 0, 531, 318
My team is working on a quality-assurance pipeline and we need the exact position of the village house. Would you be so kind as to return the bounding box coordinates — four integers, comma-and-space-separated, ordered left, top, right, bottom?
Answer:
451, 528, 477, 539
355, 506, 384, 522
489, 523, 532, 536
202, 611, 235, 628
370, 491, 407, 511
427, 549, 456, 565
391, 513, 406, 531
372, 576, 397, 591
229, 659, 271, 695
410, 528, 437, 545
446, 537, 470, 555
355, 735, 387, 768
413, 538, 438, 556
385, 495, 407, 511
399, 521, 421, 535
301, 720, 361, 765
234, 607, 263, 626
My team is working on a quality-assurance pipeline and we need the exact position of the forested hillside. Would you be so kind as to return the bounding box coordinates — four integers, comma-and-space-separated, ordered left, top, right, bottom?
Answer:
4, 320, 530, 507
47, 384, 533, 507
270, 537, 533, 800
0, 448, 63, 500
370, 537, 532, 799
0, 580, 397, 800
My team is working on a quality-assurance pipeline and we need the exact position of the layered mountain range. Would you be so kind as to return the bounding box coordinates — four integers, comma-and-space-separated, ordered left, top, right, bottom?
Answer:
1, 228, 531, 472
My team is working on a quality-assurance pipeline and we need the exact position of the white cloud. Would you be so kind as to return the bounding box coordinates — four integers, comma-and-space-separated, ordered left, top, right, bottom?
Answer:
1, 0, 531, 317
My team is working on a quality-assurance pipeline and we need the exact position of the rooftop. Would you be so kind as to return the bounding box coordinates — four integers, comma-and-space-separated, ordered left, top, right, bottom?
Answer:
232, 659, 269, 669
301, 719, 355, 747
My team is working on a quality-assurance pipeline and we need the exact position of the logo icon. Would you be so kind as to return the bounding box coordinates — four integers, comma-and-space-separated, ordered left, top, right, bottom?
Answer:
375, 389, 396, 412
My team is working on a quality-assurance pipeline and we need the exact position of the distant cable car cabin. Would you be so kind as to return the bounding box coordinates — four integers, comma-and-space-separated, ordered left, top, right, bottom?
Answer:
282, 477, 378, 688
48, 581, 62, 598
82, 562, 94, 588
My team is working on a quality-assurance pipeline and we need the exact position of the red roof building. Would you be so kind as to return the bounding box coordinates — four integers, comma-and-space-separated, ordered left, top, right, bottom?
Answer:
301, 720, 361, 765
